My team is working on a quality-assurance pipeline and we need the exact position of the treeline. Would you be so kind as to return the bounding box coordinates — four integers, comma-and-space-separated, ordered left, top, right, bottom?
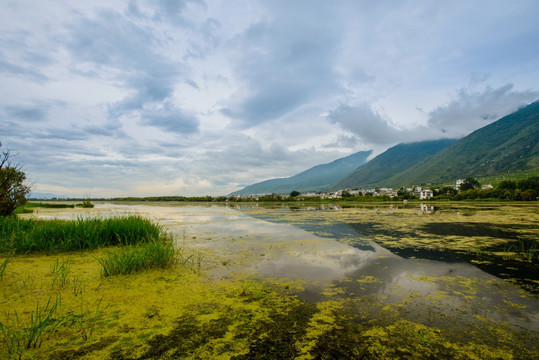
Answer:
434, 177, 539, 201
93, 177, 539, 203
108, 196, 214, 202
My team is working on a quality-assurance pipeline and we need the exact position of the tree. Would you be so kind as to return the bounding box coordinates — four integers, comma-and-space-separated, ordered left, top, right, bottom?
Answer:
289, 190, 301, 198
0, 142, 31, 216
498, 180, 516, 190
459, 177, 480, 192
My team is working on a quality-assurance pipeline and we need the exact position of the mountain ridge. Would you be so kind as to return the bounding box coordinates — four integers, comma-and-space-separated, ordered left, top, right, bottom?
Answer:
230, 150, 372, 195
333, 139, 457, 190
382, 100, 539, 187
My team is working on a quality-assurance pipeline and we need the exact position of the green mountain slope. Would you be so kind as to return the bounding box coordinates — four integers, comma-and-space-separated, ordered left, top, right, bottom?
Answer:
231, 150, 372, 195
384, 100, 539, 187
333, 139, 457, 189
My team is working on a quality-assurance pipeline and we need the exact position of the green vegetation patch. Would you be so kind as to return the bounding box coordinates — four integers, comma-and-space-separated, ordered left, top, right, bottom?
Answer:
0, 215, 161, 254
95, 239, 177, 277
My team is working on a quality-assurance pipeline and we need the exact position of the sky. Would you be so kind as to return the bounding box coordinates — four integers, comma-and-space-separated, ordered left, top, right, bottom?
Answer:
1, 0, 538, 197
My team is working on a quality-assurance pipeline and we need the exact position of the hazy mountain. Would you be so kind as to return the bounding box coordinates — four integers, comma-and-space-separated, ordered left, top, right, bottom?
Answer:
333, 139, 457, 189
28, 192, 68, 199
383, 100, 539, 186
231, 150, 372, 195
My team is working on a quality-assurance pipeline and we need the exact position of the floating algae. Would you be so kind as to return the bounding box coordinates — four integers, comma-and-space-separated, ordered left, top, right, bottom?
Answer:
1, 202, 537, 359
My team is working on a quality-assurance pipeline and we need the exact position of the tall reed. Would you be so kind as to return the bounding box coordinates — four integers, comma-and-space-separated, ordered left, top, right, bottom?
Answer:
95, 238, 176, 277
0, 255, 10, 280
0, 215, 161, 254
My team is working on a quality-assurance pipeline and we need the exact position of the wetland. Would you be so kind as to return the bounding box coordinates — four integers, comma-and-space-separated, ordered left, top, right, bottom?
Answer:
0, 202, 538, 359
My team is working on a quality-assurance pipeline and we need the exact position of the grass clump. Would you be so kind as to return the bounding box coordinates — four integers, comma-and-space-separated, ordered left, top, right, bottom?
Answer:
95, 238, 176, 277
0, 295, 62, 359
49, 258, 71, 288
0, 215, 161, 254
0, 255, 10, 280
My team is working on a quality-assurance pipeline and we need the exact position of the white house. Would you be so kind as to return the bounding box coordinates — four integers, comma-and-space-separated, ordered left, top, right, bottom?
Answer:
419, 189, 433, 199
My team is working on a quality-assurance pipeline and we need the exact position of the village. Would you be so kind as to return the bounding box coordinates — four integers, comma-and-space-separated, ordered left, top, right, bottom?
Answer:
231, 179, 495, 201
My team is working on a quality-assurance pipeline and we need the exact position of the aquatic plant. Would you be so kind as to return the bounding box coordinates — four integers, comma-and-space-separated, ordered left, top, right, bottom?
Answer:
177, 251, 204, 272
76, 198, 94, 208
518, 237, 537, 262
0, 215, 162, 254
50, 257, 71, 289
0, 295, 62, 359
74, 297, 104, 341
0, 255, 9, 280
71, 275, 85, 297
95, 237, 176, 277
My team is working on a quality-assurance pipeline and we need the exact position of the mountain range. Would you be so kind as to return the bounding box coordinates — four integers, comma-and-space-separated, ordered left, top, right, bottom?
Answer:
233, 100, 539, 194
381, 100, 539, 186
230, 150, 371, 195
333, 139, 457, 189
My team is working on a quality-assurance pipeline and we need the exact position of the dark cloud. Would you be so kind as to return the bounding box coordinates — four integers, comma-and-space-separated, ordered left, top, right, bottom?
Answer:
323, 135, 363, 149
4, 106, 47, 122
426, 84, 539, 137
329, 84, 539, 148
328, 103, 403, 146
65, 8, 200, 132
0, 59, 48, 84
221, 2, 344, 127
140, 102, 199, 134
2, 99, 66, 123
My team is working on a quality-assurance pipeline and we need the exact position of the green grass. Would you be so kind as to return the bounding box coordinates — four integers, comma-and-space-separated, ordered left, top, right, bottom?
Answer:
0, 255, 10, 280
0, 295, 62, 359
25, 203, 75, 209
95, 238, 176, 277
0, 215, 162, 254
49, 258, 71, 288
518, 238, 537, 263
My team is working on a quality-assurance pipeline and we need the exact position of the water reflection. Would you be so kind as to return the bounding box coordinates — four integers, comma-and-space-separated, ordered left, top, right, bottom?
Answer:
29, 202, 539, 334
419, 203, 435, 213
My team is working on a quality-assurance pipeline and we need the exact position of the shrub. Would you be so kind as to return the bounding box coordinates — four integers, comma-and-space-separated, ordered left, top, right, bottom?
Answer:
0, 142, 31, 216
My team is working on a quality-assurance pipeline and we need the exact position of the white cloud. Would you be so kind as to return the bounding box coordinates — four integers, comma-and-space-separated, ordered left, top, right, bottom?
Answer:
1, 1, 538, 196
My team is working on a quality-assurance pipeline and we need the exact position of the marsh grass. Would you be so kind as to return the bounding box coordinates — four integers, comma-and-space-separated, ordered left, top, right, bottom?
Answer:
71, 275, 85, 297
25, 203, 75, 209
74, 297, 104, 341
518, 238, 537, 262
0, 255, 10, 280
0, 215, 161, 254
76, 198, 94, 208
95, 237, 176, 277
50, 258, 71, 288
501, 238, 537, 262
0, 295, 62, 359
178, 251, 204, 272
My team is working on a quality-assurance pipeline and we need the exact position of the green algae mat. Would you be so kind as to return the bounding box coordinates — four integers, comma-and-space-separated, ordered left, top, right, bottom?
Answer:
1, 202, 538, 359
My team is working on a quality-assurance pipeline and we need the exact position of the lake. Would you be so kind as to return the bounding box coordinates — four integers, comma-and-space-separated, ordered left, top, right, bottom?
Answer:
17, 201, 539, 358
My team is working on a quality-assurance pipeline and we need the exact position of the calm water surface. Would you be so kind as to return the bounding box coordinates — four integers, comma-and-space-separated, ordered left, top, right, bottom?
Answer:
32, 202, 539, 335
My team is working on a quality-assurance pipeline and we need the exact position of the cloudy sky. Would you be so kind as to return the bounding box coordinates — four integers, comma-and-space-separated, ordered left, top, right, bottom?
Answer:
1, 0, 538, 197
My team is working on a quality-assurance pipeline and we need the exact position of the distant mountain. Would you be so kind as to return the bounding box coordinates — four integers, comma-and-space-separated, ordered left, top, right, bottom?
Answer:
333, 139, 457, 189
231, 150, 372, 195
383, 100, 539, 186
28, 192, 68, 199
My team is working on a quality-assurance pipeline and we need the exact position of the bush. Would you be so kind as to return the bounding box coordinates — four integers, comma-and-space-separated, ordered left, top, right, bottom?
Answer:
0, 143, 31, 216
521, 189, 537, 201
